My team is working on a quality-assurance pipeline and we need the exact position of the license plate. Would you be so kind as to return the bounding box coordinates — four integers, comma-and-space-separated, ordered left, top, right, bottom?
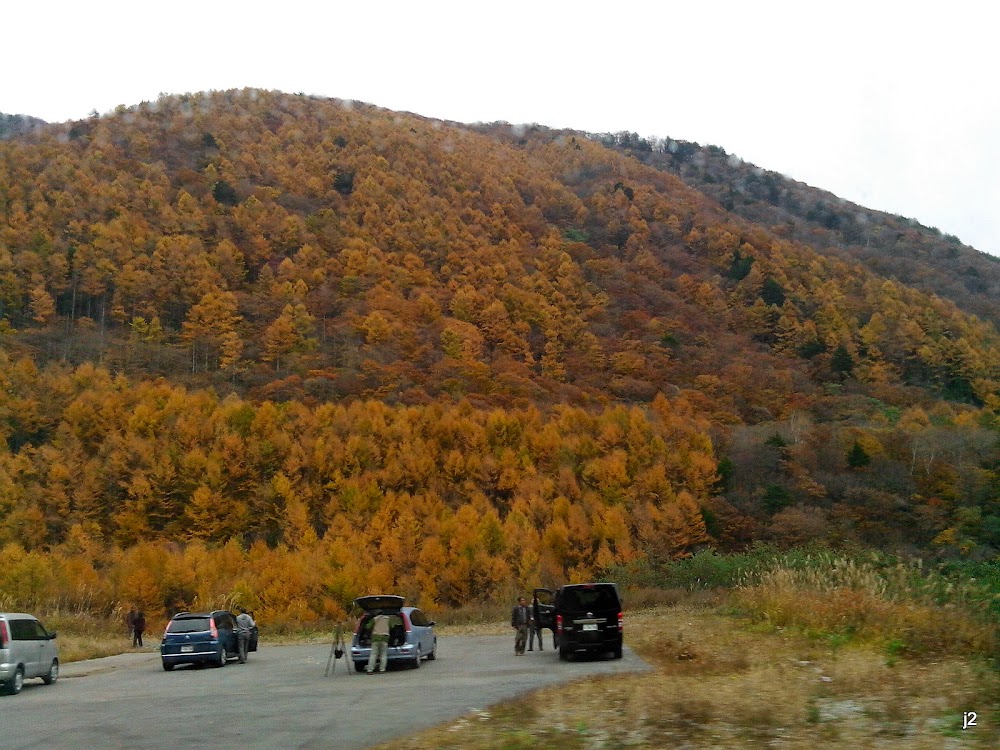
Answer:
181, 645, 194, 653
582, 623, 598, 631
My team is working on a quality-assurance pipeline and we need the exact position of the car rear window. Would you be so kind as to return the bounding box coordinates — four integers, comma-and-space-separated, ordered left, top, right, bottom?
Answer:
560, 586, 620, 611
167, 617, 212, 633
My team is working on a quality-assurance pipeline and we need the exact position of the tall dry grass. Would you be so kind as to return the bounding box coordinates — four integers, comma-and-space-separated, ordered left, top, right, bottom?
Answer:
32, 610, 148, 662
732, 557, 999, 659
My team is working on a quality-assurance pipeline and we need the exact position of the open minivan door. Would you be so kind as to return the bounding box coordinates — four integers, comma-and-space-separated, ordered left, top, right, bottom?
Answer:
532, 588, 556, 631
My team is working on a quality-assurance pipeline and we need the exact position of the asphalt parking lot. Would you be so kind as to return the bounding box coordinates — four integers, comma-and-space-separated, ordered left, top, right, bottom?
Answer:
1, 635, 649, 750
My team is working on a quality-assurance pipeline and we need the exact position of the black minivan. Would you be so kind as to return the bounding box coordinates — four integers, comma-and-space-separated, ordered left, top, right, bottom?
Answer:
535, 583, 623, 660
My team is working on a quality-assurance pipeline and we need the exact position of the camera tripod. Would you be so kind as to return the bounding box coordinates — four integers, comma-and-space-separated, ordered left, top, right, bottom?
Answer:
324, 623, 353, 676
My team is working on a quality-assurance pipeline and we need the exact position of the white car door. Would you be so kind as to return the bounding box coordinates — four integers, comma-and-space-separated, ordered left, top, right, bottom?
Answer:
410, 609, 431, 654
10, 618, 41, 678
32, 619, 55, 677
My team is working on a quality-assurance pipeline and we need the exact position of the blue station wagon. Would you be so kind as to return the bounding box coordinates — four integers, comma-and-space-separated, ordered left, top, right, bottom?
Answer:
160, 610, 258, 670
349, 595, 437, 672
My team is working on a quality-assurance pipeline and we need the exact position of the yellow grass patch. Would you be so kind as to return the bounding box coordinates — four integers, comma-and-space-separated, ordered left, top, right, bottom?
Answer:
732, 566, 998, 658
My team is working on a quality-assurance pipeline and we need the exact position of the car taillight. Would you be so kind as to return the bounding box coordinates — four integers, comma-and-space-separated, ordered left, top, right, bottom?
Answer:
402, 613, 412, 632
556, 614, 563, 634
617, 612, 623, 632
353, 617, 362, 634
210, 618, 219, 639
0, 620, 8, 647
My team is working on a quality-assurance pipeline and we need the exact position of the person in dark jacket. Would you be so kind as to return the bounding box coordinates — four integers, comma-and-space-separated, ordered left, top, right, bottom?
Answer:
510, 596, 531, 655
528, 594, 544, 651
132, 611, 146, 647
125, 606, 138, 639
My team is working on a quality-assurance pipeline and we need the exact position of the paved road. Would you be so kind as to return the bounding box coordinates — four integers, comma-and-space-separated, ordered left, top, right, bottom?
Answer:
1, 636, 649, 750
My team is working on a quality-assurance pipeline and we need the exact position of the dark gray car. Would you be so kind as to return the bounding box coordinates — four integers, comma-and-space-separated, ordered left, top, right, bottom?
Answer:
160, 610, 258, 670
349, 595, 437, 672
0, 612, 60, 695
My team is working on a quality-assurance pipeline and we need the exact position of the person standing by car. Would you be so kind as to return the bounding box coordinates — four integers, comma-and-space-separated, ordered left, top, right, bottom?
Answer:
528, 594, 544, 651
236, 607, 256, 663
132, 611, 146, 647
366, 613, 390, 674
511, 596, 531, 655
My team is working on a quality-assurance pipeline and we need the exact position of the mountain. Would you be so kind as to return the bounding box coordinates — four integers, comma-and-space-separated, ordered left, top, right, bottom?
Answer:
592, 132, 1000, 329
3, 91, 997, 411
0, 90, 996, 619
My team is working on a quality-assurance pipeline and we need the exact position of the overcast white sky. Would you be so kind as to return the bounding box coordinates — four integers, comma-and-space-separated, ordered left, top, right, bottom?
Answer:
5, 1, 998, 256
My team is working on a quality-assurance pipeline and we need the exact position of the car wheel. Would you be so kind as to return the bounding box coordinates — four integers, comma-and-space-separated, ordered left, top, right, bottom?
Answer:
613, 644, 623, 659
162, 660, 174, 671
216, 648, 227, 667
559, 644, 569, 661
427, 639, 437, 660
354, 661, 366, 673
42, 659, 59, 685
5, 666, 25, 695
412, 646, 421, 669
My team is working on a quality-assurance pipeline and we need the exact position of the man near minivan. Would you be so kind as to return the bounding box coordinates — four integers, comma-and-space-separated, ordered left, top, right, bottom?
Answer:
528, 594, 544, 651
510, 596, 531, 655
366, 613, 390, 673
236, 607, 256, 664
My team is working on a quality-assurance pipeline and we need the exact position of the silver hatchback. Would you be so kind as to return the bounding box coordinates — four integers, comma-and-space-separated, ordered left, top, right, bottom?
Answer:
0, 613, 60, 695
349, 595, 437, 672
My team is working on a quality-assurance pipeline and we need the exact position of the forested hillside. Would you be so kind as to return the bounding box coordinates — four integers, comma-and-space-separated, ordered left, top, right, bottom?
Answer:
0, 112, 48, 140
1, 89, 997, 622
594, 131, 1000, 328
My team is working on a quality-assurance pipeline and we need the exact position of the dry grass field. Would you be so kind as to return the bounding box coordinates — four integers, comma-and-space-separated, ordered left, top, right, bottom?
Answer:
375, 602, 996, 749
371, 558, 1000, 750
37, 612, 142, 663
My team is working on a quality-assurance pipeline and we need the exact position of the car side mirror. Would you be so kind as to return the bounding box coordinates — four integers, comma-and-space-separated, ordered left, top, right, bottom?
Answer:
428, 621, 436, 627
48, 630, 57, 639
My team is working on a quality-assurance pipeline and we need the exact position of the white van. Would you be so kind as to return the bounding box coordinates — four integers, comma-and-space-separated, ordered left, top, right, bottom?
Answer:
0, 613, 60, 695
